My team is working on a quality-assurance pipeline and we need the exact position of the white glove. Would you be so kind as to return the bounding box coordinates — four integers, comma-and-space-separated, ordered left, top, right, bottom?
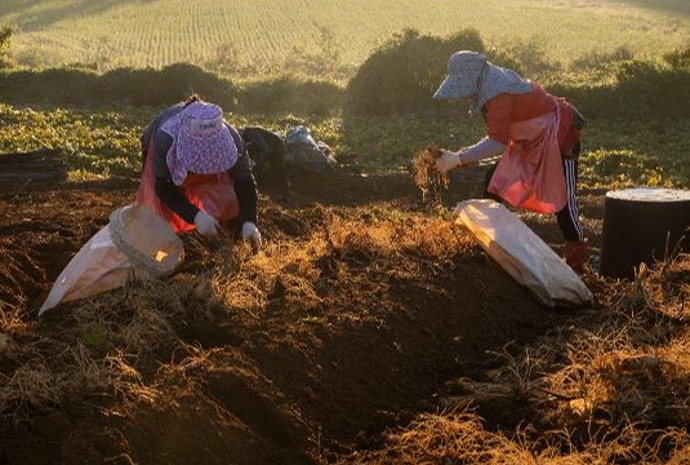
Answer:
241, 222, 263, 250
433, 150, 463, 174
194, 211, 220, 237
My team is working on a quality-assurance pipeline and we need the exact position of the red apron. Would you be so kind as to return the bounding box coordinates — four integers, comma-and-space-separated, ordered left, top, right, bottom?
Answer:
487, 101, 568, 214
136, 139, 239, 234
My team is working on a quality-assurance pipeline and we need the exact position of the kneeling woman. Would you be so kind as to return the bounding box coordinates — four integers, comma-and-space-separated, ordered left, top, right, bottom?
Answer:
137, 95, 262, 248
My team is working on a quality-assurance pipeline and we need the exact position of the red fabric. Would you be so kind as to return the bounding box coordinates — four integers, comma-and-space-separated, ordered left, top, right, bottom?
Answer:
484, 85, 577, 157
487, 105, 568, 214
136, 138, 239, 234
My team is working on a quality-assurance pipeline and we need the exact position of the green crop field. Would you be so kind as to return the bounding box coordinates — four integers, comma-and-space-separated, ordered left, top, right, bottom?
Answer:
1, 0, 689, 78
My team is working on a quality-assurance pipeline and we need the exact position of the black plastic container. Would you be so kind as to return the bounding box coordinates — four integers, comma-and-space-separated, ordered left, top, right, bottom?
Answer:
601, 188, 690, 279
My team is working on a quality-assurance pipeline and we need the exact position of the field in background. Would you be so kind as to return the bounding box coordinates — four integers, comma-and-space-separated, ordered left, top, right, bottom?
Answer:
1, 0, 689, 78
603, 0, 690, 15
1, 103, 687, 187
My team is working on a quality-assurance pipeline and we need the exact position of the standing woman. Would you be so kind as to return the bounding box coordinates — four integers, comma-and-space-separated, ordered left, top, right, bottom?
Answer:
433, 51, 587, 273
137, 95, 262, 248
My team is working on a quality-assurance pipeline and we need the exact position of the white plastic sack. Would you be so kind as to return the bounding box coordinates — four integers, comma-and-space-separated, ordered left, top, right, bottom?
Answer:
39, 204, 184, 315
453, 199, 593, 307
108, 203, 184, 278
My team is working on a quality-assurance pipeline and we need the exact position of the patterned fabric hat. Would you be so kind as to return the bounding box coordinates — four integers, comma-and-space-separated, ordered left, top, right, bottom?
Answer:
433, 51, 533, 114
161, 102, 238, 185
433, 51, 487, 101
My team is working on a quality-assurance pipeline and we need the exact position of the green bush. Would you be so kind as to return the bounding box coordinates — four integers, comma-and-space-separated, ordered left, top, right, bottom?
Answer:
663, 43, 690, 70
0, 63, 237, 108
0, 68, 99, 104
572, 46, 633, 70
345, 28, 485, 115
99, 63, 237, 107
487, 38, 561, 79
345, 29, 690, 120
2, 30, 690, 123
238, 77, 344, 115
97, 67, 162, 105
549, 60, 690, 120
0, 25, 13, 69
580, 149, 666, 187
159, 63, 235, 106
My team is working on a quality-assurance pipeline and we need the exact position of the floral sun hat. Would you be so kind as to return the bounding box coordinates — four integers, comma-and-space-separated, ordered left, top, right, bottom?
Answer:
161, 101, 238, 185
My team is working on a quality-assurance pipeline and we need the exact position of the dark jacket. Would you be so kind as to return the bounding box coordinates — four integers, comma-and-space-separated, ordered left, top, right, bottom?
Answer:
241, 126, 289, 193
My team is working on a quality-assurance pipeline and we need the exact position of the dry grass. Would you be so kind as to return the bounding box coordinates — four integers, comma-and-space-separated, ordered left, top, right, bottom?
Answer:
0, 271, 205, 424
412, 146, 448, 203
342, 254, 690, 464
3, 206, 689, 463
351, 407, 690, 464
0, 209, 470, 427
390, 410, 533, 464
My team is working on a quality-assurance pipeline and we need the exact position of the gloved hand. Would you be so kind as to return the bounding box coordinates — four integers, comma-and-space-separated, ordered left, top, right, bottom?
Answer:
241, 222, 263, 250
194, 211, 220, 237
433, 149, 464, 174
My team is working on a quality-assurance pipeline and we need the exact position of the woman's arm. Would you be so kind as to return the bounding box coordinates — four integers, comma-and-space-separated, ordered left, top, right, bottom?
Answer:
153, 130, 200, 224
155, 178, 199, 223
434, 137, 506, 173
458, 137, 506, 164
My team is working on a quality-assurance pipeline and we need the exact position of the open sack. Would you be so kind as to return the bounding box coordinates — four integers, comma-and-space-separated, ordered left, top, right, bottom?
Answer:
453, 199, 593, 307
39, 204, 184, 315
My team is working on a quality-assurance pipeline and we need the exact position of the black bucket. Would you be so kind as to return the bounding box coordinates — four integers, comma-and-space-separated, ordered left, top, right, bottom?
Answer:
601, 188, 690, 279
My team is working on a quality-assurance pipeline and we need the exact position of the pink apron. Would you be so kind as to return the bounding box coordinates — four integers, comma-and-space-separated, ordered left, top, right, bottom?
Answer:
487, 103, 567, 214
136, 139, 239, 234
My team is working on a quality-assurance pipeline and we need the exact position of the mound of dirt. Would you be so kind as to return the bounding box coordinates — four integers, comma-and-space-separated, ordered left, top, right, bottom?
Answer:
0, 174, 574, 464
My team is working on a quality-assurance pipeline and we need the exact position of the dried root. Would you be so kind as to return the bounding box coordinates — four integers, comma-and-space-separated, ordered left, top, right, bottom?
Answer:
413, 146, 449, 202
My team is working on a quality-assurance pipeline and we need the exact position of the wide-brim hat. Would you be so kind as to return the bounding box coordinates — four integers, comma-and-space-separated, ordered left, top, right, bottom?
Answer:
433, 74, 477, 100
163, 102, 238, 185
433, 51, 487, 101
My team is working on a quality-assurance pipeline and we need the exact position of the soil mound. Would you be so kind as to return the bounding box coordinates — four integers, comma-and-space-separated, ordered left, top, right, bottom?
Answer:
0, 176, 561, 464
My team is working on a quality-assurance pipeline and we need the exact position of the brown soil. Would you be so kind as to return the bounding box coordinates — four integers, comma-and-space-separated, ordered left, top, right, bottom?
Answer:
0, 172, 604, 464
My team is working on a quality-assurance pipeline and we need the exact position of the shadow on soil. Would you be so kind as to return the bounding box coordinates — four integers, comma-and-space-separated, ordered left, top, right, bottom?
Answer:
0, 174, 578, 464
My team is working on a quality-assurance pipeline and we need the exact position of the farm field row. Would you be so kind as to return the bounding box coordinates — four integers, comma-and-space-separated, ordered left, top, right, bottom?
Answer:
0, 103, 687, 186
1, 0, 689, 76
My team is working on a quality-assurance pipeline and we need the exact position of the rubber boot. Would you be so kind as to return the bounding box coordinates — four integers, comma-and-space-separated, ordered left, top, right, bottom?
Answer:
564, 240, 589, 275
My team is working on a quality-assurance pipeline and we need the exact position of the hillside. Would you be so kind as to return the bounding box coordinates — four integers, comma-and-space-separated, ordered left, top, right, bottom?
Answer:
1, 0, 689, 76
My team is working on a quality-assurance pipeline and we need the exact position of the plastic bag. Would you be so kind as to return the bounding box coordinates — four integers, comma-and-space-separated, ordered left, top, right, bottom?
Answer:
285, 126, 336, 174
39, 204, 184, 315
453, 199, 593, 307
